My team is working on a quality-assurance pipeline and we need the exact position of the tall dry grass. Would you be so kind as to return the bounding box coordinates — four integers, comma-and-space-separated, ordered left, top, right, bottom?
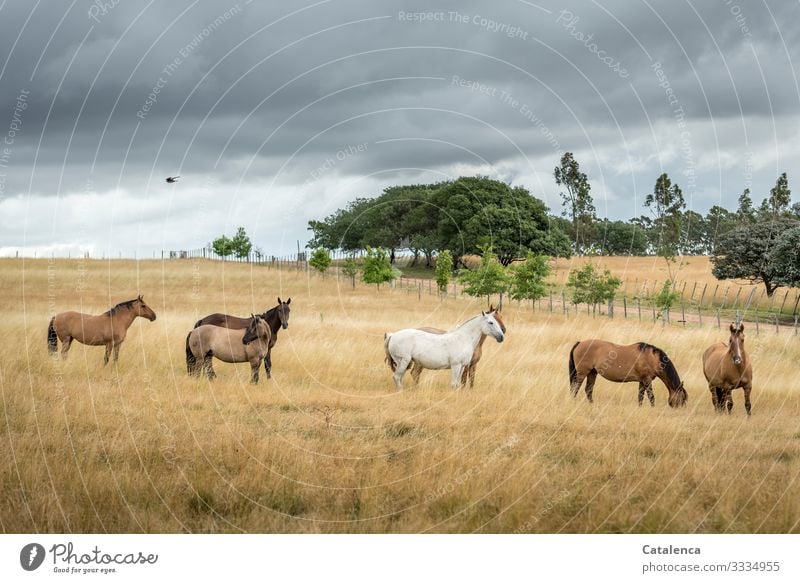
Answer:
0, 257, 798, 533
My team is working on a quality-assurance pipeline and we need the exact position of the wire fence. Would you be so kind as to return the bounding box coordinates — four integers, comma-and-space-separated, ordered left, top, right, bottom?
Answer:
161, 248, 800, 336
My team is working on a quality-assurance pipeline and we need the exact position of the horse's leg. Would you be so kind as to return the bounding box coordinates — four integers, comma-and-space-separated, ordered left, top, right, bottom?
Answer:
645, 381, 655, 407
393, 358, 410, 390
710, 387, 719, 410
725, 390, 733, 414
250, 362, 260, 384
264, 348, 272, 379
638, 382, 646, 407
410, 363, 423, 386
103, 343, 112, 366
584, 370, 597, 403
112, 342, 121, 363
60, 336, 73, 360
468, 364, 476, 388
714, 387, 725, 413
743, 385, 752, 416
450, 365, 464, 390
203, 353, 216, 380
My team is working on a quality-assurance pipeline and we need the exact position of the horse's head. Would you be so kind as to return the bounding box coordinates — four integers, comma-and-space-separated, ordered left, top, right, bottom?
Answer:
276, 297, 291, 330
488, 304, 506, 334
728, 322, 745, 365
243, 315, 267, 344
668, 382, 689, 408
480, 310, 505, 343
134, 295, 157, 321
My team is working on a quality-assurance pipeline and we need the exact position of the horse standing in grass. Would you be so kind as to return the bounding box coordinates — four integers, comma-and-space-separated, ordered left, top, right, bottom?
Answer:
568, 340, 688, 407
409, 305, 506, 388
190, 297, 291, 378
186, 315, 271, 384
702, 322, 753, 415
47, 295, 157, 365
384, 310, 505, 391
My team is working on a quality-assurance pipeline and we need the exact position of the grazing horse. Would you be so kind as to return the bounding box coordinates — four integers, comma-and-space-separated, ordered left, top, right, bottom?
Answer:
568, 340, 687, 407
47, 295, 157, 365
190, 297, 291, 378
186, 315, 271, 384
408, 306, 506, 388
702, 322, 753, 415
384, 311, 505, 390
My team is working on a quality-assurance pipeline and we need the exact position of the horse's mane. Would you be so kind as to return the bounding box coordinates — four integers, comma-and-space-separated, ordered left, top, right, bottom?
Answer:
105, 298, 138, 315
261, 302, 289, 320
638, 342, 682, 389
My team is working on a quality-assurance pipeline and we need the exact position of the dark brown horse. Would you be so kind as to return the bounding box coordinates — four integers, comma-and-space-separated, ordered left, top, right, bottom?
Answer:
47, 295, 157, 365
189, 297, 291, 378
569, 340, 687, 407
409, 305, 506, 388
702, 322, 753, 415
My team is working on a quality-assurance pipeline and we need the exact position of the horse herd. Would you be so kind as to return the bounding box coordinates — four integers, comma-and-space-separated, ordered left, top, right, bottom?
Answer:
46, 296, 754, 415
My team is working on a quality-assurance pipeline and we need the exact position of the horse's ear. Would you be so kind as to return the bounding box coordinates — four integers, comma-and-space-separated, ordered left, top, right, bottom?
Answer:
481, 310, 486, 316
729, 323, 736, 333
138, 294, 143, 301
277, 297, 281, 304
739, 323, 745, 331
286, 297, 291, 304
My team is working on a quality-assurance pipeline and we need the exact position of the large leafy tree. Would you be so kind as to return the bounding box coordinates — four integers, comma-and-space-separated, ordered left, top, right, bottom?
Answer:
309, 247, 331, 276
710, 218, 799, 297
554, 152, 595, 254
769, 226, 800, 288
211, 235, 234, 257
434, 249, 453, 294
737, 188, 756, 223
595, 219, 649, 255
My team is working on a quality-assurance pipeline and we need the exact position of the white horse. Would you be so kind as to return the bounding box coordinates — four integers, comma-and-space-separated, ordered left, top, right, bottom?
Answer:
384, 311, 505, 390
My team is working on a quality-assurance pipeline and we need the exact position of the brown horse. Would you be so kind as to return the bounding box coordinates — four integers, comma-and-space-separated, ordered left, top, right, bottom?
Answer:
47, 295, 157, 365
569, 340, 688, 407
409, 306, 506, 388
702, 322, 753, 415
186, 315, 271, 384
190, 297, 291, 378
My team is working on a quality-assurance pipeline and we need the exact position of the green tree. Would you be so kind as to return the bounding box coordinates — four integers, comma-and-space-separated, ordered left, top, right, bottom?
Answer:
652, 279, 682, 312
644, 173, 685, 276
435, 249, 453, 294
737, 188, 756, 223
596, 219, 648, 255
341, 254, 360, 289
764, 172, 791, 218
231, 227, 252, 259
360, 247, 395, 289
769, 226, 800, 288
309, 247, 331, 277
705, 205, 736, 253
554, 152, 595, 254
710, 218, 799, 297
508, 252, 551, 303
458, 244, 510, 305
566, 263, 622, 314
211, 235, 234, 258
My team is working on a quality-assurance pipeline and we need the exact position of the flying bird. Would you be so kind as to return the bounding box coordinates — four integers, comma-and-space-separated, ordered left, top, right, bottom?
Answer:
165, 176, 180, 183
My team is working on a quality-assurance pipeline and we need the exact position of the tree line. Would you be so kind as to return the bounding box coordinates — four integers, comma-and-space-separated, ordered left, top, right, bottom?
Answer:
306, 153, 800, 296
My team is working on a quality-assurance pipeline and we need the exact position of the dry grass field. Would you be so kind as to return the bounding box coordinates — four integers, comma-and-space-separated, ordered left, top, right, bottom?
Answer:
1, 257, 799, 533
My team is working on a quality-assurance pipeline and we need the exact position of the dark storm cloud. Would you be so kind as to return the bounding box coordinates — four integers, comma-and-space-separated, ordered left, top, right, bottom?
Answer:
1, 0, 799, 254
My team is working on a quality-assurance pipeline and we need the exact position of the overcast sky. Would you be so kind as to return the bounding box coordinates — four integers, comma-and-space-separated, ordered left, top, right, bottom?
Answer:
1, 0, 798, 258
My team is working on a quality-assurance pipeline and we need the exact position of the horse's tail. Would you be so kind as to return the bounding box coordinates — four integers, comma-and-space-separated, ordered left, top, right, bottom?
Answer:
568, 341, 580, 387
384, 333, 396, 372
185, 332, 196, 373
47, 317, 58, 353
